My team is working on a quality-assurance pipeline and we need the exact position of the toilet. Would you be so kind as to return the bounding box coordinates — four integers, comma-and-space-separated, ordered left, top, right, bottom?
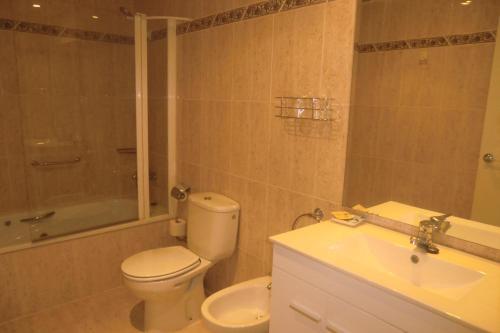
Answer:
121, 192, 240, 333
201, 276, 272, 333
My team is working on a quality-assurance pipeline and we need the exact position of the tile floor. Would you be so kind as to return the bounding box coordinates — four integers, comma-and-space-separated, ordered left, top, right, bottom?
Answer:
0, 287, 212, 333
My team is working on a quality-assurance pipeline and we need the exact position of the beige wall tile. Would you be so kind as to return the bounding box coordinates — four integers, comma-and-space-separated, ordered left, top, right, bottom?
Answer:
0, 31, 19, 96
0, 221, 174, 323
405, 0, 452, 39
175, 1, 357, 292
206, 25, 234, 101
448, 0, 500, 35
15, 33, 51, 95
233, 16, 273, 101
441, 44, 495, 110
399, 48, 447, 108
271, 5, 325, 98
321, 0, 356, 105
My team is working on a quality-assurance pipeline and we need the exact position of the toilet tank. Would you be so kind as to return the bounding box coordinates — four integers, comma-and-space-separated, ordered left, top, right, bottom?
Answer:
187, 192, 240, 262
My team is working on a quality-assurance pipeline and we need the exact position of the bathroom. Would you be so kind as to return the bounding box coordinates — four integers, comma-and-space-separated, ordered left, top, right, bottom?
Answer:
0, 0, 499, 332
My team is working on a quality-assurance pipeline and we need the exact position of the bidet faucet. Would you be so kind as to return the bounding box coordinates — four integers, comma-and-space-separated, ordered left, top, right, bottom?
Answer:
410, 214, 451, 254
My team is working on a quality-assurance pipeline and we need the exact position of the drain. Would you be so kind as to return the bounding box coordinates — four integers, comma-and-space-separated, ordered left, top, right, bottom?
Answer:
410, 254, 419, 264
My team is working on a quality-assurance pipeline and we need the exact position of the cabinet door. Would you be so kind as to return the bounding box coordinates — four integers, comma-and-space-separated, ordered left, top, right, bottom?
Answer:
270, 268, 326, 333
325, 294, 403, 333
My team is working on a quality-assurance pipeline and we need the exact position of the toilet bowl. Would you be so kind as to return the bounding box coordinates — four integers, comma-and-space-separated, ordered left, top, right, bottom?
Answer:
121, 192, 240, 333
122, 246, 212, 332
201, 276, 272, 333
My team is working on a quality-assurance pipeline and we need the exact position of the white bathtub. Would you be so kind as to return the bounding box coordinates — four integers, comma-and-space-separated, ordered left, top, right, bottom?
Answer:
0, 199, 139, 250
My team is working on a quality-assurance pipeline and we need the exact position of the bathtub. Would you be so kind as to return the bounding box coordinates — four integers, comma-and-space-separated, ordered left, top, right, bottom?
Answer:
0, 198, 140, 250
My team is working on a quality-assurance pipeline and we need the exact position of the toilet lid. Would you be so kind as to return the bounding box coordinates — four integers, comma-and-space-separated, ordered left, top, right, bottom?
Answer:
121, 246, 201, 280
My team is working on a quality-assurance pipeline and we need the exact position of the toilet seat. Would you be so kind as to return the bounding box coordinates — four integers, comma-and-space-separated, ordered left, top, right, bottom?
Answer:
121, 246, 201, 282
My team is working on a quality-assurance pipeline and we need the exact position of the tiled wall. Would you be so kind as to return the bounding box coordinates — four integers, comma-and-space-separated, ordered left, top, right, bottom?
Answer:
0, 221, 180, 324
0, 1, 137, 215
0, 0, 174, 325
344, 0, 499, 219
175, 0, 357, 292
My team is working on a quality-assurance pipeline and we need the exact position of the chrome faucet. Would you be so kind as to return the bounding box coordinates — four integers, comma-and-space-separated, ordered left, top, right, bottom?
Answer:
410, 214, 451, 254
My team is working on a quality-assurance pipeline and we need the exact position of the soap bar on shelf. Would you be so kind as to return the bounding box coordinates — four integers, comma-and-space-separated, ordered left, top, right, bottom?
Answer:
330, 216, 363, 227
331, 211, 354, 220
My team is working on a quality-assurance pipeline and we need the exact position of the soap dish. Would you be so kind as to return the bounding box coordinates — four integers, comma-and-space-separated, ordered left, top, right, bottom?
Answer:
330, 216, 363, 227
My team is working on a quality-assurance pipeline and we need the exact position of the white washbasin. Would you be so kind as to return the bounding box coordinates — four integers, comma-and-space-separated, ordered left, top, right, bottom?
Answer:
329, 234, 485, 300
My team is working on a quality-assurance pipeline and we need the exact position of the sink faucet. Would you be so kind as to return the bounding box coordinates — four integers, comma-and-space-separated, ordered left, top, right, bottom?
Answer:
410, 214, 451, 254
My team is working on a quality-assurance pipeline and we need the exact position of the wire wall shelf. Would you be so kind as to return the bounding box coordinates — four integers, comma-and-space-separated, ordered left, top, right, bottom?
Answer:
275, 97, 339, 121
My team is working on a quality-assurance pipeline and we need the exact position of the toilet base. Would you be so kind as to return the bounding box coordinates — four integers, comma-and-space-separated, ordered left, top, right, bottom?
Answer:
143, 273, 206, 333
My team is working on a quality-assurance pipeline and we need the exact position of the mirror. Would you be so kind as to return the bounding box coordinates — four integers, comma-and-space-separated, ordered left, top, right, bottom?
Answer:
344, 0, 500, 249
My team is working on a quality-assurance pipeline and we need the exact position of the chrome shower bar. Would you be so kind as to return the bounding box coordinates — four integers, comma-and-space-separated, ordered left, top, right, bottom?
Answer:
31, 157, 81, 167
20, 211, 55, 223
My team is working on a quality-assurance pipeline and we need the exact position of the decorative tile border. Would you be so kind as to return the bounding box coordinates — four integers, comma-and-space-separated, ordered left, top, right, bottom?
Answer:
150, 28, 167, 41
214, 7, 247, 27
407, 36, 448, 48
245, 0, 284, 20
176, 0, 337, 35
176, 22, 190, 35
282, 0, 326, 11
357, 31, 496, 53
0, 18, 16, 30
16, 21, 63, 36
448, 31, 495, 45
0, 17, 134, 45
101, 33, 134, 45
62, 28, 102, 41
373, 40, 409, 51
189, 15, 216, 33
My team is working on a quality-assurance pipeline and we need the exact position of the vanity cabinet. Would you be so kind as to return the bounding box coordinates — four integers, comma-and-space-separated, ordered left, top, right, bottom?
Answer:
269, 245, 480, 333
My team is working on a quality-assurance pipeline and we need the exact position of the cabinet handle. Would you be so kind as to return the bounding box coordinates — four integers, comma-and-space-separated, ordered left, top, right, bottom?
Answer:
326, 320, 348, 333
289, 301, 322, 323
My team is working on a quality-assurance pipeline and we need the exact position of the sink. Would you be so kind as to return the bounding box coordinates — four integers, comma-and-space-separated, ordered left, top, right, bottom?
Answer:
328, 234, 485, 300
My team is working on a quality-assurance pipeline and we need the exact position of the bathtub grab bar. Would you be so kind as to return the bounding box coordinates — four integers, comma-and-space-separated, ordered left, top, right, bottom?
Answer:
20, 211, 55, 223
116, 147, 136, 154
31, 157, 81, 167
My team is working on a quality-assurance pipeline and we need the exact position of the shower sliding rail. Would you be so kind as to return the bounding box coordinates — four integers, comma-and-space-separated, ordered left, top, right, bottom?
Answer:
31, 157, 81, 167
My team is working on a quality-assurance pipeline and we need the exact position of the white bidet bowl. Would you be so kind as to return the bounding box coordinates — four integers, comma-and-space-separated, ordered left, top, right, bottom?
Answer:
201, 276, 271, 333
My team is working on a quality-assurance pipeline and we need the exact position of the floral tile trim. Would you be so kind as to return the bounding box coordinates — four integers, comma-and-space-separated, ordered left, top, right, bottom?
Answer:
214, 7, 247, 26
244, 0, 285, 20
176, 22, 190, 35
356, 43, 376, 52
1, 17, 134, 45
357, 31, 497, 53
282, 0, 326, 11
0, 18, 17, 30
102, 33, 134, 44
175, 0, 332, 34
15, 21, 63, 36
62, 28, 103, 41
374, 40, 409, 51
407, 36, 448, 48
447, 31, 495, 45
188, 15, 215, 33
151, 28, 167, 41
